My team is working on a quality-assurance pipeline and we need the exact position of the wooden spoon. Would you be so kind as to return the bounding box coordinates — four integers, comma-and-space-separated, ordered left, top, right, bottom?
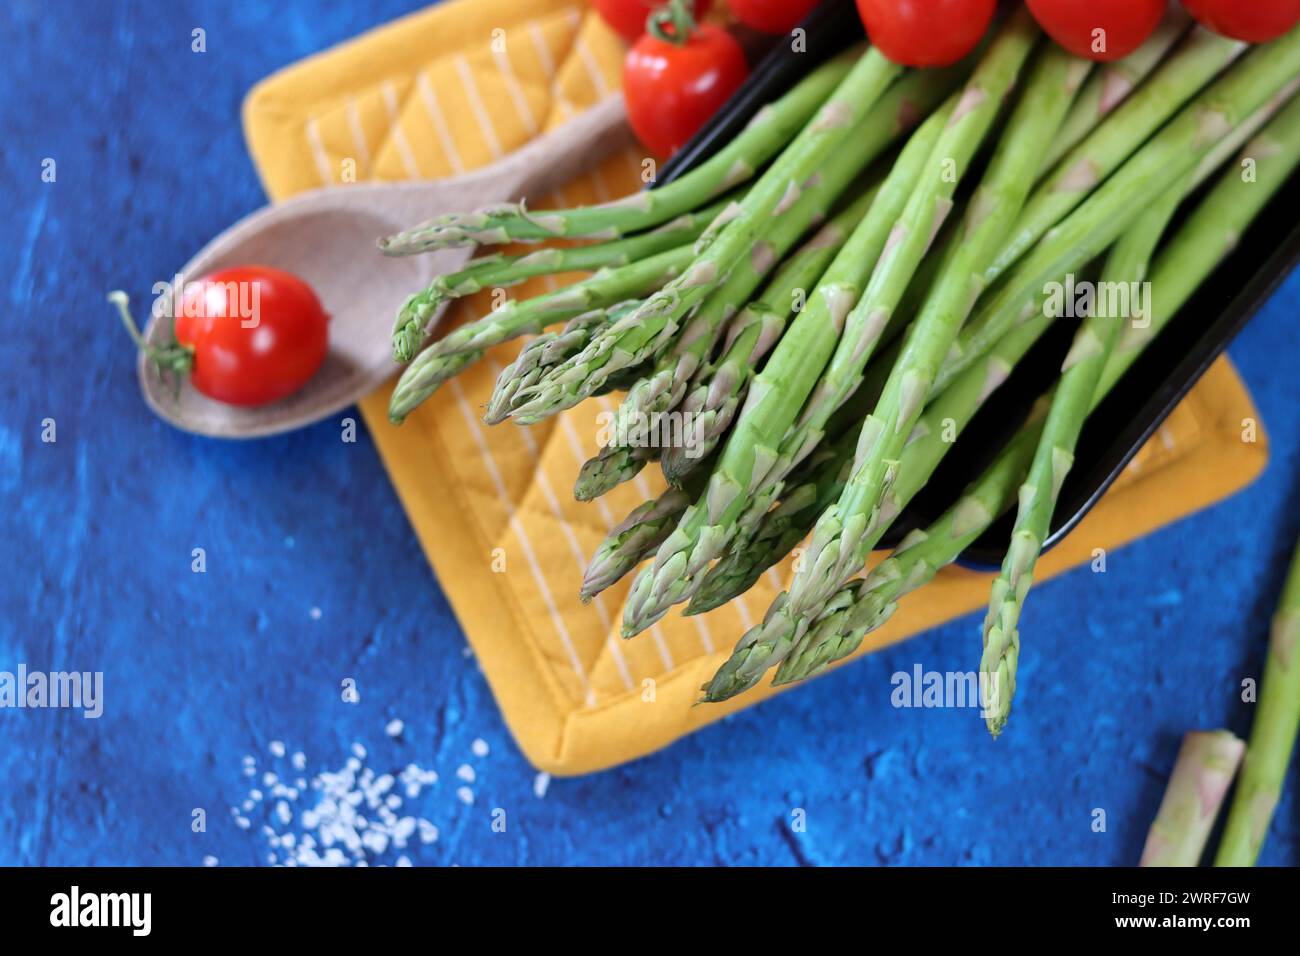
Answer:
137, 95, 633, 439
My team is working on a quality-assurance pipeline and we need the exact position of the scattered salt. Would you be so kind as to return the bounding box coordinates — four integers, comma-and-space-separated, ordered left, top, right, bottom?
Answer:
292, 752, 307, 771
471, 738, 489, 758
385, 719, 404, 738
203, 855, 218, 867
456, 764, 476, 783
456, 786, 474, 806
534, 772, 551, 799
269, 740, 286, 758
309, 606, 322, 620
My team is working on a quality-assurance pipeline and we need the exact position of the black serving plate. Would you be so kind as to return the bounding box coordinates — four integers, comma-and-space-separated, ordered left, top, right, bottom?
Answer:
652, 0, 1300, 568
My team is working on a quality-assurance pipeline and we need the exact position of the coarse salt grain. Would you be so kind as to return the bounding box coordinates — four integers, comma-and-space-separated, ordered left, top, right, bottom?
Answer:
471, 738, 489, 758
269, 740, 286, 758
456, 787, 474, 806
385, 719, 404, 738
203, 855, 218, 867
533, 772, 550, 799
456, 764, 475, 783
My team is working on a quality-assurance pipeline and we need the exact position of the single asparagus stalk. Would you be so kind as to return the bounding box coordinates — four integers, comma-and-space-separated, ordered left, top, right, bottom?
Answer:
661, 182, 884, 484
387, 245, 691, 423
987, 26, 1246, 283
618, 81, 958, 639
378, 53, 857, 253
776, 101, 1300, 687
1041, 6, 1190, 170
1215, 537, 1300, 866
1142, 730, 1246, 867
508, 61, 963, 427
765, 24, 1070, 653
390, 198, 728, 362
978, 219, 1165, 739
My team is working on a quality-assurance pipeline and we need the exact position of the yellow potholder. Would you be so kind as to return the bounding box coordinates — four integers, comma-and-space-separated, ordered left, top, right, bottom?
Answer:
243, 0, 1268, 774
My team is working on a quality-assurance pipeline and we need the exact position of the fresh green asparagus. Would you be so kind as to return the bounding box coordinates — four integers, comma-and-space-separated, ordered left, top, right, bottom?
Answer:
618, 78, 958, 638
1215, 536, 1300, 866
388, 244, 691, 423
377, 53, 858, 253
774, 96, 1300, 689
390, 198, 728, 362
1142, 730, 1245, 866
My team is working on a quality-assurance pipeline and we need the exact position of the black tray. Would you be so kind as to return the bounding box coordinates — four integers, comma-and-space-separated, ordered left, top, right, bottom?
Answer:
652, 0, 1300, 568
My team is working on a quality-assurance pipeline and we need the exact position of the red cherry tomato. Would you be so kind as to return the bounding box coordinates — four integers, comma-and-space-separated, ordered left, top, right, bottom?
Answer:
171, 266, 329, 406
1179, 0, 1300, 43
729, 0, 821, 35
1025, 0, 1166, 62
593, 0, 713, 43
624, 8, 748, 157
855, 0, 996, 67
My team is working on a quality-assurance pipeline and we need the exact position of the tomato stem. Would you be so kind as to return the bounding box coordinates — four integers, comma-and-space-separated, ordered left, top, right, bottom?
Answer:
647, 0, 696, 47
108, 291, 194, 395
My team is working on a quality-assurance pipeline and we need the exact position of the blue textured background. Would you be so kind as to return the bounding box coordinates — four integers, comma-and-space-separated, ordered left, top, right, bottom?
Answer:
1, 0, 1297, 866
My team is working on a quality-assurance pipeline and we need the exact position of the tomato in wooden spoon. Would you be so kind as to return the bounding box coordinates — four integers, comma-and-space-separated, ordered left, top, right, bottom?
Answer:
111, 265, 330, 407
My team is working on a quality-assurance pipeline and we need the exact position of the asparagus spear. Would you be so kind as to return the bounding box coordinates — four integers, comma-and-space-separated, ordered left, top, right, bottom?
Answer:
387, 245, 691, 423
377, 53, 858, 253
1142, 731, 1246, 867
390, 198, 728, 362
1040, 6, 1190, 170
987, 26, 1245, 283
978, 220, 1163, 739
776, 98, 1300, 687
618, 82, 958, 639
661, 182, 884, 484
507, 62, 962, 427
1215, 537, 1300, 866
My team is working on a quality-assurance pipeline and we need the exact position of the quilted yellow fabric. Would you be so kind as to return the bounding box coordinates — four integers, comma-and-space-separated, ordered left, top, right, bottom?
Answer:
243, 0, 1268, 774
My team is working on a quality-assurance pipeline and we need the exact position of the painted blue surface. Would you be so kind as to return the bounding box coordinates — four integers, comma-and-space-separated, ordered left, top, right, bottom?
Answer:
1, 0, 1297, 867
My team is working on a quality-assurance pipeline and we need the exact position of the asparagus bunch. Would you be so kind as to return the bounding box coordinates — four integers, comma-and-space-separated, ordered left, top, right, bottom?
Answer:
790, 31, 1300, 632
618, 83, 960, 638
773, 91, 1300, 689
708, 20, 1072, 691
